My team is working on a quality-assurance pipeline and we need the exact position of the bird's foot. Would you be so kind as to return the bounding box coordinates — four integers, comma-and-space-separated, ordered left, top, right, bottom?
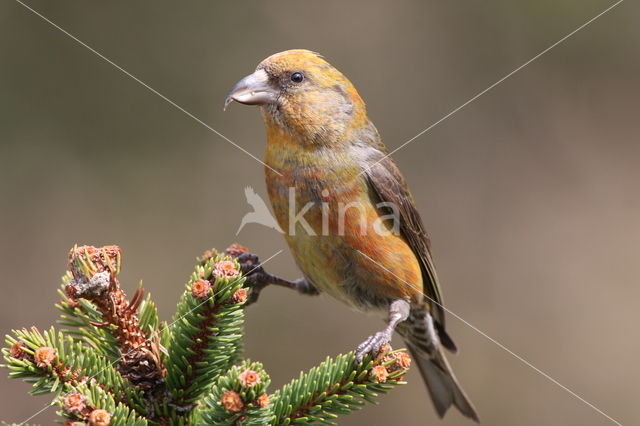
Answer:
355, 329, 393, 363
226, 245, 319, 305
355, 299, 410, 363
226, 247, 270, 305
234, 252, 265, 277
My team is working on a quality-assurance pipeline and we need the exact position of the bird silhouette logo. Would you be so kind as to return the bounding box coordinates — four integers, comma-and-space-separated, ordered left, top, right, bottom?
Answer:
236, 186, 284, 235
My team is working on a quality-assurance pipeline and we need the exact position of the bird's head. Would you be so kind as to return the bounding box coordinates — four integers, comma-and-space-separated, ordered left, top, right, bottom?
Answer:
225, 49, 368, 144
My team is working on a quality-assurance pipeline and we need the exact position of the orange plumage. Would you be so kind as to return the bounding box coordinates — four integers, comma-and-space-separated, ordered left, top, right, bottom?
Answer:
227, 49, 479, 421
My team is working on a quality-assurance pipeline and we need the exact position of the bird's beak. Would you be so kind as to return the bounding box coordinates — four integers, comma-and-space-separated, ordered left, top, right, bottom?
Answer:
224, 69, 277, 111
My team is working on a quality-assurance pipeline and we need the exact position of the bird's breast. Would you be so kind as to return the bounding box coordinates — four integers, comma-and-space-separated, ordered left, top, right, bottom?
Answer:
264, 134, 423, 311
264, 128, 365, 232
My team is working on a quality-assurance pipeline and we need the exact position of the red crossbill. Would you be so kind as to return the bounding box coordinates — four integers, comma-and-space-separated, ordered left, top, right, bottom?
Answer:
226, 49, 479, 421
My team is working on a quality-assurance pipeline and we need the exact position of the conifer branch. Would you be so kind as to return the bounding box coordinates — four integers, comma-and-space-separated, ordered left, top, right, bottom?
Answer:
1, 244, 412, 425
62, 246, 165, 395
58, 383, 148, 425
164, 251, 247, 414
270, 347, 410, 425
56, 281, 122, 361
194, 360, 273, 425
2, 327, 146, 415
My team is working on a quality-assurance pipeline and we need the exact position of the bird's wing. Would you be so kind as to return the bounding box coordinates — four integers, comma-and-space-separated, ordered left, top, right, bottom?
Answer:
363, 154, 446, 329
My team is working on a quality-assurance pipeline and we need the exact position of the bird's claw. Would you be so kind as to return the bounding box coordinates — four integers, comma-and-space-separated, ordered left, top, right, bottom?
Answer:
235, 252, 265, 277
355, 330, 392, 363
226, 246, 317, 304
228, 251, 269, 305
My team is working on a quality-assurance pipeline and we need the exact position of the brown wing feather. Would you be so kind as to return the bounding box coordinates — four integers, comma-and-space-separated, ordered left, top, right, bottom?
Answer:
364, 155, 446, 328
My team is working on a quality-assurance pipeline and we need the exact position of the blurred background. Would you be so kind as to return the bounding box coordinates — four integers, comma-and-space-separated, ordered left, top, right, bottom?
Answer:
0, 1, 638, 424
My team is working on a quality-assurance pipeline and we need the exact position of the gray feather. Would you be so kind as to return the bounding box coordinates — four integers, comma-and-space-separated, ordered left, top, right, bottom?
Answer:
406, 342, 479, 422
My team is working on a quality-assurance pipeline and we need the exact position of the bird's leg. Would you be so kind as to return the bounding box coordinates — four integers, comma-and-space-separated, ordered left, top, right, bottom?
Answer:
234, 252, 319, 305
355, 299, 410, 362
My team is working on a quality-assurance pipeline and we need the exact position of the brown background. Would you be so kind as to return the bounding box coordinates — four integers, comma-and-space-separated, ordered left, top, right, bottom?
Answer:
0, 1, 638, 425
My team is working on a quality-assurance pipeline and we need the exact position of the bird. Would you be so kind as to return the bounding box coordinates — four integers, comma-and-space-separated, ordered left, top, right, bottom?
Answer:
225, 49, 479, 422
236, 186, 284, 235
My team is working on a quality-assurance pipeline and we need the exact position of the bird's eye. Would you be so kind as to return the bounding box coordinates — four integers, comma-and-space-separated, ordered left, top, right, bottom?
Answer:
290, 72, 304, 83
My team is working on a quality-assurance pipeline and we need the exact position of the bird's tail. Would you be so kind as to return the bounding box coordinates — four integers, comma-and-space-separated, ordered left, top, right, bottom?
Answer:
399, 312, 479, 422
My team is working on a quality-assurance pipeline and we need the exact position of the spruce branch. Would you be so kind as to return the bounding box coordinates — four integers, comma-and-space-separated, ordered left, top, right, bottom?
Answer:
270, 346, 410, 425
2, 327, 146, 415
164, 252, 247, 412
63, 246, 165, 395
2, 244, 412, 425
57, 383, 147, 426
194, 360, 273, 425
56, 272, 121, 361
